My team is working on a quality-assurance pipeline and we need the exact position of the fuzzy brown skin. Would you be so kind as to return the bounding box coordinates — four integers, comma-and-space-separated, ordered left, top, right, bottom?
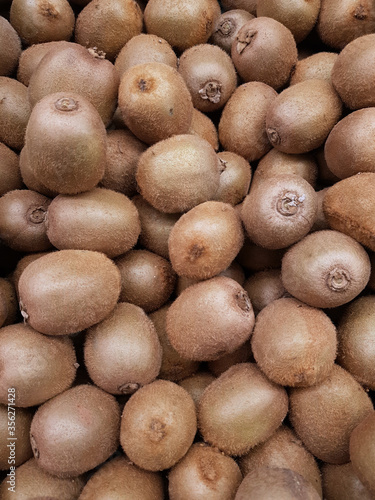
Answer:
11, 251, 50, 296
169, 201, 244, 280
210, 9, 254, 53
0, 17, 21, 77
25, 92, 107, 195
281, 230, 371, 308
18, 249, 121, 335
219, 82, 277, 162
315, 147, 341, 187
0, 458, 85, 499
290, 52, 338, 85
30, 385, 120, 478
166, 277, 254, 361
231, 17, 297, 90
120, 380, 197, 471
188, 108, 219, 151
240, 426, 322, 498
0, 278, 18, 327
178, 373, 215, 408
198, 363, 288, 456
168, 442, 242, 500
136, 135, 219, 213
317, 0, 375, 50
323, 173, 375, 251
118, 63, 193, 145
78, 456, 164, 500
28, 43, 119, 126
84, 303, 162, 395
243, 269, 286, 315
0, 189, 52, 252
75, 0, 143, 61
266, 79, 343, 154
0, 77, 31, 150
0, 323, 77, 407
322, 462, 374, 500
19, 147, 58, 198
311, 188, 330, 232
0, 143, 23, 196
0, 405, 32, 469
213, 152, 251, 206
289, 365, 374, 464
10, 0, 75, 45
207, 341, 252, 376
251, 297, 337, 387
115, 34, 177, 79
144, 0, 221, 52
350, 411, 375, 494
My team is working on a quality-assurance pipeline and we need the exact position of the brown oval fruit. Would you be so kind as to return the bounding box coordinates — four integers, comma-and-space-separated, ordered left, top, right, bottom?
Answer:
350, 411, 375, 494
0, 405, 33, 469
188, 108, 219, 151
213, 151, 251, 206
0, 143, 23, 196
322, 462, 374, 500
0, 278, 17, 327
0, 77, 31, 150
0, 17, 21, 77
207, 341, 252, 376
210, 9, 254, 53
290, 52, 338, 85
178, 373, 215, 407
19, 147, 59, 198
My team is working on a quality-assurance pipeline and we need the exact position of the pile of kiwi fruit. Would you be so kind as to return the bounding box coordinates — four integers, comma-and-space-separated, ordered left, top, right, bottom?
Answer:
2, 0, 375, 498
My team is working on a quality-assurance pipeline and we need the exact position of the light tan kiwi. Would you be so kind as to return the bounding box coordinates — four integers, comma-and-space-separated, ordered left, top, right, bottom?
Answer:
218, 82, 278, 162
188, 108, 219, 151
0, 405, 33, 469
0, 77, 31, 150
0, 143, 23, 196
322, 462, 374, 500
178, 373, 216, 407
243, 269, 286, 315
0, 323, 77, 407
350, 411, 375, 494
168, 442, 243, 500
213, 151, 251, 206
281, 230, 371, 308
289, 364, 374, 464
207, 341, 252, 376
198, 363, 288, 456
237, 237, 284, 272
18, 249, 121, 335
120, 379, 197, 471
210, 9, 254, 53
118, 63, 193, 145
136, 135, 219, 213
0, 17, 21, 77
0, 278, 18, 327
19, 147, 58, 197
290, 52, 338, 85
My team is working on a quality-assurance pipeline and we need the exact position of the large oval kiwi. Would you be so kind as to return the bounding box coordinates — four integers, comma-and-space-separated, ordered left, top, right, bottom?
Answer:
213, 151, 251, 206
349, 411, 375, 494
19, 147, 58, 198
178, 372, 215, 407
0, 143, 23, 196
0, 77, 31, 150
290, 52, 338, 86
0, 17, 21, 77
322, 462, 374, 500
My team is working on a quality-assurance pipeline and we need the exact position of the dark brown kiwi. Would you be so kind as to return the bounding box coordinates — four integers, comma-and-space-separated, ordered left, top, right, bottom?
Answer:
28, 43, 120, 126
290, 52, 338, 85
0, 143, 23, 196
116, 249, 176, 313
0, 189, 52, 252
0, 17, 21, 77
243, 269, 286, 315
218, 82, 278, 162
213, 151, 251, 206
207, 341, 252, 376
350, 411, 375, 494
168, 442, 242, 500
289, 364, 373, 464
188, 108, 219, 151
178, 373, 215, 407
118, 63, 193, 145
0, 322, 77, 407
18, 249, 121, 335
19, 147, 58, 198
314, 146, 340, 187
281, 230, 371, 308
198, 363, 288, 456
78, 456, 164, 500
30, 384, 120, 477
210, 9, 254, 53
136, 134, 219, 213
236, 237, 284, 272
240, 426, 322, 498
10, 0, 75, 45
0, 278, 18, 327
144, 0, 221, 52
84, 302, 162, 395
120, 379, 197, 471
231, 17, 297, 90
222, 0, 257, 15
25, 92, 107, 195
0, 77, 31, 150
322, 462, 374, 500
0, 458, 85, 499
0, 405, 33, 469
266, 79, 343, 154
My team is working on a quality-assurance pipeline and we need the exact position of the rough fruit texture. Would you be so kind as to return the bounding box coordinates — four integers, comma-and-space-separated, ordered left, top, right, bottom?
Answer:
213, 151, 252, 206
0, 77, 31, 150
188, 108, 219, 151
210, 9, 254, 54
322, 462, 374, 500
0, 143, 23, 196
0, 17, 21, 77
0, 405, 33, 469
350, 411, 375, 494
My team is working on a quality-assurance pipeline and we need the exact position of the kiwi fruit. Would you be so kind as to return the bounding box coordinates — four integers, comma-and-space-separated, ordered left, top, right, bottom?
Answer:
144, 0, 221, 52
0, 77, 31, 150
213, 151, 251, 206
218, 82, 278, 162
178, 373, 215, 407
0, 143, 23, 196
168, 442, 242, 500
239, 426, 322, 498
207, 341, 252, 376
289, 364, 374, 464
281, 230, 371, 308
198, 363, 288, 456
0, 405, 33, 469
30, 384, 120, 477
19, 147, 58, 198
28, 43, 120, 126
0, 17, 21, 77
120, 379, 197, 471
11, 251, 51, 296
79, 456, 164, 500
237, 237, 284, 272
136, 135, 219, 213
115, 33, 178, 79
0, 322, 77, 407
118, 63, 193, 145
18, 249, 121, 335
10, 0, 75, 45
0, 458, 85, 500
243, 269, 286, 315
178, 43, 237, 113
0, 278, 17, 327
290, 52, 338, 85
188, 108, 219, 151
25, 92, 107, 195
311, 188, 330, 232
231, 17, 297, 90
350, 411, 375, 494
322, 462, 374, 500
315, 146, 341, 187
210, 9, 254, 53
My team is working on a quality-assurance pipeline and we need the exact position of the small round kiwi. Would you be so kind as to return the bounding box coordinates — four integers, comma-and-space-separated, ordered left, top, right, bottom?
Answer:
243, 269, 286, 315
116, 249, 176, 312
322, 462, 374, 500
207, 341, 252, 376
0, 77, 31, 150
0, 143, 23, 196
350, 411, 375, 494
198, 363, 288, 456
178, 372, 215, 407
290, 52, 338, 85
120, 379, 197, 471
188, 108, 219, 151
231, 17, 297, 90
168, 442, 243, 500
18, 249, 121, 335
0, 17, 21, 77
0, 278, 18, 327
218, 82, 278, 162
281, 230, 371, 308
30, 384, 120, 477
19, 147, 58, 198
213, 151, 251, 206
210, 9, 254, 53
0, 405, 33, 469
237, 237, 284, 272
